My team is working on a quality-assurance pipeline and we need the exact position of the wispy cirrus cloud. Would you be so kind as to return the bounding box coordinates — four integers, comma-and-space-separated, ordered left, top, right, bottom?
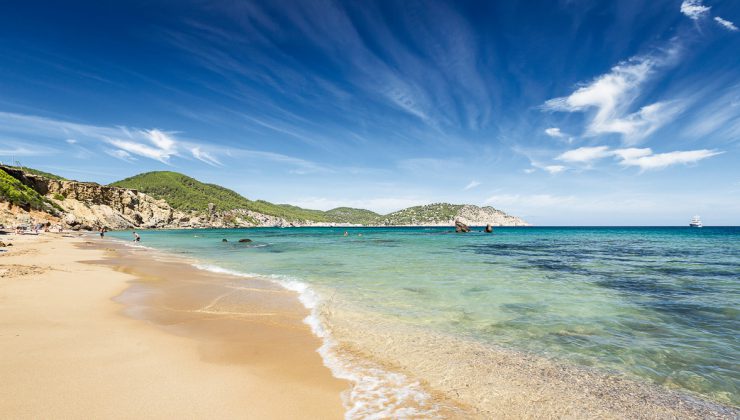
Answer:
105, 148, 136, 162
0, 111, 328, 173
107, 129, 179, 164
714, 17, 738, 32
543, 49, 682, 145
463, 180, 481, 190
680, 0, 711, 21
0, 143, 58, 158
191, 146, 222, 166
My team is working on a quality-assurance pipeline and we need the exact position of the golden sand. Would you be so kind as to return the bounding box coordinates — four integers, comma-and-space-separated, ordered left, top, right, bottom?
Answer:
0, 233, 347, 419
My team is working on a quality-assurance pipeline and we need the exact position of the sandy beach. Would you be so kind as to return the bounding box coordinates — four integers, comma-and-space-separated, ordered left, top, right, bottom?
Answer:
0, 233, 347, 419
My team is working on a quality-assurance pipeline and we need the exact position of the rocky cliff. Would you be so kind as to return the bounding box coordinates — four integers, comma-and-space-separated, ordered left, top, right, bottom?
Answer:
1, 165, 183, 230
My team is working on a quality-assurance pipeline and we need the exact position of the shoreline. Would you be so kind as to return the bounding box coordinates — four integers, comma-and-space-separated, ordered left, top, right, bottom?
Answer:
0, 233, 347, 419
2, 231, 737, 419
104, 233, 737, 419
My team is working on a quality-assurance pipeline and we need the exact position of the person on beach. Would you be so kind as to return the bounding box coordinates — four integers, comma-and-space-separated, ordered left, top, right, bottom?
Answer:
99, 227, 105, 238
132, 231, 140, 242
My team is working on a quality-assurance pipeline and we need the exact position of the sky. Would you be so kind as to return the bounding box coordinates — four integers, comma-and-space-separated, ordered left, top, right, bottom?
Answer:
0, 0, 738, 225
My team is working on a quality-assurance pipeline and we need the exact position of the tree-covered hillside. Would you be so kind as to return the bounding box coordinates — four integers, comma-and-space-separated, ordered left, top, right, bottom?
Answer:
324, 207, 381, 224
112, 171, 251, 211
111, 171, 335, 222
376, 203, 464, 225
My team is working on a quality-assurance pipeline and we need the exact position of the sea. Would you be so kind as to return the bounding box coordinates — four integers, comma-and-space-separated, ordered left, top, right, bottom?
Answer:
107, 226, 739, 415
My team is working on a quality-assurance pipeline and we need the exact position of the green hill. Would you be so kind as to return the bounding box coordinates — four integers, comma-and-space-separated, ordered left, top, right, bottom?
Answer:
376, 203, 463, 225
111, 171, 333, 222
325, 207, 381, 224
111, 171, 251, 211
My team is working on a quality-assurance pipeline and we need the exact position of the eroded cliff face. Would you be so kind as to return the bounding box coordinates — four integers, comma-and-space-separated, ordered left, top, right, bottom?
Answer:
0, 167, 194, 230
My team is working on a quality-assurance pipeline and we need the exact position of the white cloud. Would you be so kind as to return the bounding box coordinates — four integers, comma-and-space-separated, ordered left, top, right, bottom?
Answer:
107, 129, 179, 164
714, 16, 739, 31
680, 0, 710, 20
463, 180, 481, 190
557, 146, 612, 163
544, 127, 565, 138
544, 51, 681, 144
227, 149, 331, 175
554, 145, 722, 171
66, 138, 78, 144
191, 147, 221, 166
611, 147, 652, 160
105, 149, 136, 162
617, 148, 722, 170
544, 165, 566, 174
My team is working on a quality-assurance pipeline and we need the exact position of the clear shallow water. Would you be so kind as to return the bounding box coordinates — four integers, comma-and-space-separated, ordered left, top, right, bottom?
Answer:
109, 226, 740, 405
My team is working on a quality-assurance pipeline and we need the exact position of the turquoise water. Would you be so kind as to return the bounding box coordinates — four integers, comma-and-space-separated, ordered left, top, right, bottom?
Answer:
108, 226, 739, 405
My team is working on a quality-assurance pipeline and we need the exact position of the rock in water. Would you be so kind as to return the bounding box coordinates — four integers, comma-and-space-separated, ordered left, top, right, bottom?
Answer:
455, 220, 470, 233
222, 238, 228, 242
485, 224, 493, 233
238, 238, 252, 243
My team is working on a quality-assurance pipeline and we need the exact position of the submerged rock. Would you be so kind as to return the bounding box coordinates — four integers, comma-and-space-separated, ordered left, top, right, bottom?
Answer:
222, 238, 228, 242
238, 238, 252, 243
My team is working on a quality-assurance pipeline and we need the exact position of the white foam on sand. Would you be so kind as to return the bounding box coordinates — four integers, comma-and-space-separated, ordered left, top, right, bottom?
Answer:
192, 263, 441, 419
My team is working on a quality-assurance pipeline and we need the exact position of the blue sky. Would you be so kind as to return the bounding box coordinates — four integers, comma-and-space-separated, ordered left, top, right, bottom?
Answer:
1, 0, 738, 225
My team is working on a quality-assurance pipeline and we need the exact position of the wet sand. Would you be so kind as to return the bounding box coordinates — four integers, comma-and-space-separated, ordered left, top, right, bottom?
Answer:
0, 233, 347, 419
328, 306, 738, 419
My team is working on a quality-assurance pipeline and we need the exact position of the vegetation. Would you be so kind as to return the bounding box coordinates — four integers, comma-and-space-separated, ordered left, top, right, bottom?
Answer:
376, 203, 463, 225
5, 165, 68, 181
0, 168, 61, 213
110, 172, 479, 225
325, 207, 381, 224
0, 166, 502, 227
112, 172, 251, 212
112, 171, 335, 222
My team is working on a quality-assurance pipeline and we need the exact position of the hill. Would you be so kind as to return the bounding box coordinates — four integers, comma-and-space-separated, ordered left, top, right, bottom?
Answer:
111, 171, 251, 211
0, 166, 529, 229
111, 171, 332, 222
324, 207, 381, 225
377, 203, 464, 225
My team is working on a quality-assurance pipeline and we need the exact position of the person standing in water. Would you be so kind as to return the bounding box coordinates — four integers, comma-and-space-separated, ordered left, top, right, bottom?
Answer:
132, 231, 140, 242
99, 227, 105, 238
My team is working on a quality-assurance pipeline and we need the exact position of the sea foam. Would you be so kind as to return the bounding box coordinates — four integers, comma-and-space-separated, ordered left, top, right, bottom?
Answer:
191, 263, 441, 419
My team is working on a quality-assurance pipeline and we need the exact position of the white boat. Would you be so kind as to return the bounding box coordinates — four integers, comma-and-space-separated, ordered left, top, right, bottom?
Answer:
689, 215, 703, 227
